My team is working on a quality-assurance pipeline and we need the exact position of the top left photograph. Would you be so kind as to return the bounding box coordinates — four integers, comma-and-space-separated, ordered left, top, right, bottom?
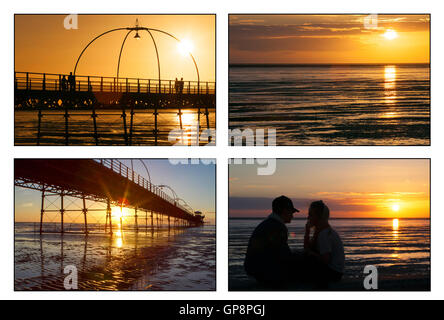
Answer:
14, 14, 216, 146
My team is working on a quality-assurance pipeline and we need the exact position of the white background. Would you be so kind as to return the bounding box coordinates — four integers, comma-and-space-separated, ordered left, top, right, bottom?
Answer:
1, 0, 442, 300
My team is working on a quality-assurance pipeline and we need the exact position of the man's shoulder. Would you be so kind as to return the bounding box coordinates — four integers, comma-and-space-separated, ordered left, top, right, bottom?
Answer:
255, 217, 286, 233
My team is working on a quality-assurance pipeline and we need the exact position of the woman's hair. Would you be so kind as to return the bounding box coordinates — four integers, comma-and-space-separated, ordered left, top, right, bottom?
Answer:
310, 200, 330, 221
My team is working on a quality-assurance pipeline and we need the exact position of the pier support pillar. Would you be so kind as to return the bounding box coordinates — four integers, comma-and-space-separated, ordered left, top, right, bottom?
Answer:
40, 188, 45, 234
154, 107, 158, 146
64, 108, 69, 146
82, 195, 88, 234
205, 107, 210, 143
134, 206, 138, 232
91, 107, 99, 146
178, 108, 184, 145
129, 107, 134, 146
60, 193, 65, 234
37, 110, 43, 146
121, 109, 128, 145
106, 199, 112, 235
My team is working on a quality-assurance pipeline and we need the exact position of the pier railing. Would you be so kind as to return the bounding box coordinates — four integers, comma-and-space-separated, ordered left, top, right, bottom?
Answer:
95, 159, 193, 215
15, 71, 215, 95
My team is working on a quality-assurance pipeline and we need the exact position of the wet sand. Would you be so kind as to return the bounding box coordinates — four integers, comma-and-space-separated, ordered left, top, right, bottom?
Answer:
15, 223, 215, 291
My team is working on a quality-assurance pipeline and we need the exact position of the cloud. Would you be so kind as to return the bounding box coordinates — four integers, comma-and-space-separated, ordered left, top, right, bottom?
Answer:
227, 195, 417, 218
229, 196, 373, 212
21, 202, 33, 208
229, 15, 429, 61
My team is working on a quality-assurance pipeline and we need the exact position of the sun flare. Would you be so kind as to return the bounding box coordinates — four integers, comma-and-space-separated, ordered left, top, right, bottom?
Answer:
392, 204, 400, 212
112, 206, 129, 221
177, 39, 194, 56
383, 29, 398, 40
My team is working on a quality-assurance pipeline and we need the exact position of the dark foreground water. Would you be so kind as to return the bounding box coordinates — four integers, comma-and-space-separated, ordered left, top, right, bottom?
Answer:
229, 218, 430, 290
229, 64, 430, 145
15, 223, 215, 290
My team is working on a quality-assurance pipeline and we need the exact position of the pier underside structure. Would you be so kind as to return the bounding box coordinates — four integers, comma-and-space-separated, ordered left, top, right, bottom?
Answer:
14, 159, 204, 234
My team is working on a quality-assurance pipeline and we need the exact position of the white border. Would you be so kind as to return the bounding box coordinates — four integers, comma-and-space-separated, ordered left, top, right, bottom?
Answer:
2, 0, 443, 300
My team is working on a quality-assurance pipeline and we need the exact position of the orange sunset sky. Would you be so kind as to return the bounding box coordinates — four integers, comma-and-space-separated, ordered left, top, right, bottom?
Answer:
229, 159, 430, 219
229, 14, 430, 64
15, 14, 215, 81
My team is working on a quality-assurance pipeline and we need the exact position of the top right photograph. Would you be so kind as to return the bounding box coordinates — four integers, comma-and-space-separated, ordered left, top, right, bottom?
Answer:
229, 14, 430, 146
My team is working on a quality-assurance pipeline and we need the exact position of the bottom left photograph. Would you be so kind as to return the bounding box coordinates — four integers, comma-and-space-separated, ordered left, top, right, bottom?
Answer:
14, 158, 216, 291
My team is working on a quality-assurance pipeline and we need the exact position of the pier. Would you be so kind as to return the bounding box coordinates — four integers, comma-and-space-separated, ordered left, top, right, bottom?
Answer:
14, 20, 215, 146
14, 72, 215, 146
14, 159, 204, 235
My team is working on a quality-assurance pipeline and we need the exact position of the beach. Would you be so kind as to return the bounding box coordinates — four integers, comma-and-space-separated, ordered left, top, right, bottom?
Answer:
228, 218, 430, 291
15, 223, 216, 291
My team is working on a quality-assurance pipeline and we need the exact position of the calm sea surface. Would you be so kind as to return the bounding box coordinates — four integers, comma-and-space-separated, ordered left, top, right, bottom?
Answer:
229, 218, 430, 284
229, 65, 430, 145
15, 223, 215, 290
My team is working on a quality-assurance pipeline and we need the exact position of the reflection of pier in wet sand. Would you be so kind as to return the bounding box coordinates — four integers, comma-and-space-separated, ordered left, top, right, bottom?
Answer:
15, 223, 215, 290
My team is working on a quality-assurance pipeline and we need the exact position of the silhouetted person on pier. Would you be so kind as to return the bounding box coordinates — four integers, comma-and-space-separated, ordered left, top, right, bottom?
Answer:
61, 76, 68, 91
175, 77, 179, 93
244, 195, 300, 285
179, 77, 184, 94
68, 72, 76, 92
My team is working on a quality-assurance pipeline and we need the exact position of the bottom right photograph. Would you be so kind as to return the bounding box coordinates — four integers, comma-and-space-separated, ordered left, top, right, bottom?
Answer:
228, 159, 430, 291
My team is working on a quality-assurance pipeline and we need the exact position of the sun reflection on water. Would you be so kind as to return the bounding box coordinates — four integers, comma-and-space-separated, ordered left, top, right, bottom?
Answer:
384, 66, 397, 104
392, 218, 399, 230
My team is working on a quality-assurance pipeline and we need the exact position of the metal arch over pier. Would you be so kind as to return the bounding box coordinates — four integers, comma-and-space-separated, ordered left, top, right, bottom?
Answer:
14, 159, 204, 234
73, 19, 201, 88
14, 19, 215, 146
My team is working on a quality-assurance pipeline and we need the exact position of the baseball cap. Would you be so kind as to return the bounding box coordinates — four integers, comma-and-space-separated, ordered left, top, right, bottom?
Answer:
272, 195, 300, 213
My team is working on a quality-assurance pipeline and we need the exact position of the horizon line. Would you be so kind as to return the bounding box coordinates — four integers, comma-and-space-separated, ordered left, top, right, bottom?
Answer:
229, 216, 429, 220
229, 62, 430, 67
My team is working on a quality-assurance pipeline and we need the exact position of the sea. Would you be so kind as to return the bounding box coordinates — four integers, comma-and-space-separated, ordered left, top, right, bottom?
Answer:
229, 64, 430, 145
229, 218, 430, 288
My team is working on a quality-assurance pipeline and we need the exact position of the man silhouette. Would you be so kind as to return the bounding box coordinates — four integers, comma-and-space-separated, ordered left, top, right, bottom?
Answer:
244, 195, 300, 285
68, 72, 75, 92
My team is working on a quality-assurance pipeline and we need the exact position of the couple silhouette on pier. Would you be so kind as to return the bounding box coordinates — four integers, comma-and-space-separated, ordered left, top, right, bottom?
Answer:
244, 196, 345, 288
61, 72, 76, 92
175, 77, 184, 94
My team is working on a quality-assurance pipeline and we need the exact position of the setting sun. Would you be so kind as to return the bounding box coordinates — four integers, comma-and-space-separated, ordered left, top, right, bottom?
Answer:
384, 29, 398, 40
392, 204, 400, 212
177, 39, 194, 56
112, 206, 129, 221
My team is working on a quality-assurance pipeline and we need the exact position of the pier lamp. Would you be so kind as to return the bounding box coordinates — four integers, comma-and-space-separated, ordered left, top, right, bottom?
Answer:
134, 19, 141, 39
